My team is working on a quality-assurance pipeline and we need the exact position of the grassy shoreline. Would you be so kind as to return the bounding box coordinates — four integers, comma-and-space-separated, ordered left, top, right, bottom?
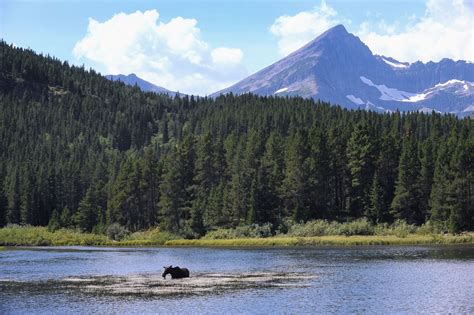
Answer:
0, 225, 473, 247
164, 234, 474, 247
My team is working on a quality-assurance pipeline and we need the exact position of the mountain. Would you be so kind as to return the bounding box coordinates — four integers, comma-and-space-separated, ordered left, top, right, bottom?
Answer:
105, 73, 177, 95
213, 25, 474, 116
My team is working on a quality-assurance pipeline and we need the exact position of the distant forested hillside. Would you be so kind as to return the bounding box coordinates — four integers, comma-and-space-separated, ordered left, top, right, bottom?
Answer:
0, 41, 472, 235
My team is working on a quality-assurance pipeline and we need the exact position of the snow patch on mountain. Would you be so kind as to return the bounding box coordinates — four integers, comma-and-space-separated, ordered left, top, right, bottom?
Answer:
274, 87, 289, 94
434, 79, 472, 93
360, 76, 415, 101
381, 57, 409, 69
402, 79, 474, 102
463, 104, 474, 112
346, 94, 364, 105
403, 92, 429, 102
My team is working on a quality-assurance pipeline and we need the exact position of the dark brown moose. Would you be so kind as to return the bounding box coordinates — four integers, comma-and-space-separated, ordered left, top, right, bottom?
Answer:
162, 265, 190, 279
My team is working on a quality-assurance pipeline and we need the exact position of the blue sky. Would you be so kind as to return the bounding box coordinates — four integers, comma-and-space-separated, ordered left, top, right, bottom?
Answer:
1, 0, 472, 95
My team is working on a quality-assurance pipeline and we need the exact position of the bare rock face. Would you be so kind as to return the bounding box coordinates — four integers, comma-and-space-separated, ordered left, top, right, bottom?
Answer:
213, 25, 474, 116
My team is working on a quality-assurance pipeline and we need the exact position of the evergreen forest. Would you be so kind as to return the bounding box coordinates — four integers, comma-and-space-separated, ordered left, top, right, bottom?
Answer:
0, 41, 472, 237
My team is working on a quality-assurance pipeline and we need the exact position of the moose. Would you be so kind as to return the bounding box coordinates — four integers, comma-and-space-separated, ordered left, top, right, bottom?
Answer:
162, 265, 190, 279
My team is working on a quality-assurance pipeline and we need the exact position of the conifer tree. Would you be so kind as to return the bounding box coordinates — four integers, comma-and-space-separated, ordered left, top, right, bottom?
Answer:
391, 133, 422, 224
307, 126, 331, 220
366, 171, 386, 223
281, 129, 310, 222
6, 169, 21, 224
346, 123, 375, 219
447, 125, 473, 232
429, 132, 457, 228
140, 148, 160, 228
419, 139, 435, 221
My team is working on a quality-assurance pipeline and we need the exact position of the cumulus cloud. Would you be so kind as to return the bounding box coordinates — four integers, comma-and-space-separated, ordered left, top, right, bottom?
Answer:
211, 47, 243, 65
358, 0, 474, 62
270, 0, 343, 56
270, 0, 473, 62
73, 10, 246, 95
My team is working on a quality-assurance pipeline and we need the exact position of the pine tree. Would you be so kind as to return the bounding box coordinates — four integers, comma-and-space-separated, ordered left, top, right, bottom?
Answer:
229, 139, 247, 225
60, 206, 73, 228
140, 148, 160, 228
20, 170, 35, 225
391, 133, 422, 224
281, 129, 310, 222
158, 136, 195, 234
366, 171, 386, 224
429, 133, 457, 228
328, 126, 349, 219
6, 169, 21, 224
76, 182, 105, 232
192, 132, 214, 234
447, 125, 473, 232
418, 139, 435, 221
307, 126, 331, 220
374, 133, 400, 222
48, 209, 60, 232
346, 123, 375, 219
253, 132, 284, 225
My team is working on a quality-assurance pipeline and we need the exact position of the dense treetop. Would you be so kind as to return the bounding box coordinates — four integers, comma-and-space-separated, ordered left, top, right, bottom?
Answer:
0, 41, 472, 235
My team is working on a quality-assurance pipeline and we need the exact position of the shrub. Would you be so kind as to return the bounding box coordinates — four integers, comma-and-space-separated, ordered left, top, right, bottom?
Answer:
287, 219, 375, 237
125, 228, 177, 245
333, 218, 375, 236
416, 221, 442, 235
106, 223, 128, 241
47, 210, 61, 232
288, 220, 333, 237
203, 223, 273, 239
375, 220, 417, 237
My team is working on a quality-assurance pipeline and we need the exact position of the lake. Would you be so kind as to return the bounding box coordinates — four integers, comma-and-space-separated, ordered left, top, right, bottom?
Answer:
1, 245, 473, 314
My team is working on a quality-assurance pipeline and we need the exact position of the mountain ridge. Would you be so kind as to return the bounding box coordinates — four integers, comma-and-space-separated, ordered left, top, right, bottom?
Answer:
212, 24, 474, 116
105, 73, 177, 95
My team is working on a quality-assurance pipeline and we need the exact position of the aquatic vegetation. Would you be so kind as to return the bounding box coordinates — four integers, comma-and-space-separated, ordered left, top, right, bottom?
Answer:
2, 272, 314, 297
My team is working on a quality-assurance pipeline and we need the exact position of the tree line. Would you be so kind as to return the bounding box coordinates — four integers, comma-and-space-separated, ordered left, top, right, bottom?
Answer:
0, 41, 472, 236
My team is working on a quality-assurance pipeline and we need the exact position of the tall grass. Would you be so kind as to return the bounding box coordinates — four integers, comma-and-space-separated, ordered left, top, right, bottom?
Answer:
166, 234, 474, 247
0, 225, 109, 246
1, 221, 472, 247
283, 219, 441, 238
0, 225, 176, 246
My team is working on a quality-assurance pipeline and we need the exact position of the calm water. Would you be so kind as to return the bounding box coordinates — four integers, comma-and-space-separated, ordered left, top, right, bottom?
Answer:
1, 245, 473, 314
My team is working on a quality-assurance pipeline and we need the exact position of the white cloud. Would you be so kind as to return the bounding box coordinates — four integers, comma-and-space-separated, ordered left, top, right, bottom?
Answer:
270, 0, 344, 56
358, 0, 474, 62
73, 10, 246, 95
211, 47, 243, 64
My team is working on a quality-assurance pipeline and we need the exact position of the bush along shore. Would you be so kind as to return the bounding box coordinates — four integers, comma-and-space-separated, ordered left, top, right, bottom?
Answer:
0, 219, 473, 247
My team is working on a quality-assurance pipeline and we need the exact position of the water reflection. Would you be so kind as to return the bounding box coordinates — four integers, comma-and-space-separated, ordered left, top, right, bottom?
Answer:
1, 245, 473, 314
